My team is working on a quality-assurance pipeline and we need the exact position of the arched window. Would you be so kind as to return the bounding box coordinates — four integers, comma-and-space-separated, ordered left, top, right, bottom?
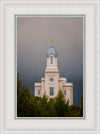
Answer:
51, 56, 53, 64
50, 78, 53, 82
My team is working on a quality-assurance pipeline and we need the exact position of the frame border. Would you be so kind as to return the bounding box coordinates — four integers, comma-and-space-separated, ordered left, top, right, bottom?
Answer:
0, 0, 100, 134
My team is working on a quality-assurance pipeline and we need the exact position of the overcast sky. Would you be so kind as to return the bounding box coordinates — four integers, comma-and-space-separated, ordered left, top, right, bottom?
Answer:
17, 16, 83, 105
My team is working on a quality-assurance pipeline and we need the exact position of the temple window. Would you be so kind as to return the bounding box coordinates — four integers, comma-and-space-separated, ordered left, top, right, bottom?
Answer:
51, 56, 53, 64
50, 87, 54, 96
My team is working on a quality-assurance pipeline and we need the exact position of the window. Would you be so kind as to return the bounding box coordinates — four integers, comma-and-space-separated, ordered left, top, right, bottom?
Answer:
64, 90, 66, 95
50, 78, 53, 82
38, 90, 40, 95
50, 87, 54, 96
51, 56, 53, 64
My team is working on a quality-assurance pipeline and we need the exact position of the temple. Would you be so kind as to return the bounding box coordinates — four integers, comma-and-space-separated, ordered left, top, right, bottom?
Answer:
34, 39, 73, 105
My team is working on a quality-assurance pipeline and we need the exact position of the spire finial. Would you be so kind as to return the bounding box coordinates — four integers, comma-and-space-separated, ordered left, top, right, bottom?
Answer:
51, 38, 53, 44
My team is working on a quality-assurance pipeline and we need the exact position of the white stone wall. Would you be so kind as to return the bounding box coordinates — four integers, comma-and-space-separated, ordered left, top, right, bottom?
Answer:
41, 78, 45, 97
46, 55, 57, 68
44, 72, 59, 98
34, 84, 41, 97
34, 54, 73, 105
62, 84, 73, 105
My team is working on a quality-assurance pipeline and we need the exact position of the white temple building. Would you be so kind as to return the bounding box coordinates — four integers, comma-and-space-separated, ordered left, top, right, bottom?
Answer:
34, 39, 73, 105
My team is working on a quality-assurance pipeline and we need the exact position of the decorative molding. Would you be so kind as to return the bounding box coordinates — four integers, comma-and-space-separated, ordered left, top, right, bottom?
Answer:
0, 0, 100, 134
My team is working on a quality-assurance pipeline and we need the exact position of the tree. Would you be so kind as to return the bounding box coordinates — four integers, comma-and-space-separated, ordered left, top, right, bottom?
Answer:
17, 84, 31, 117
55, 89, 67, 117
64, 100, 71, 117
17, 74, 83, 117
46, 98, 57, 117
17, 73, 22, 94
69, 104, 81, 117
36, 94, 48, 117
17, 73, 35, 117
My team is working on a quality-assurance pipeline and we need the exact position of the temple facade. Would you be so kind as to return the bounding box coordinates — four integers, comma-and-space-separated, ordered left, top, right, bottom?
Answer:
34, 39, 73, 105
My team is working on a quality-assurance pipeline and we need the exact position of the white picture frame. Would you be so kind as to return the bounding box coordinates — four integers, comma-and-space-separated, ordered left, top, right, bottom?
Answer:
0, 0, 100, 134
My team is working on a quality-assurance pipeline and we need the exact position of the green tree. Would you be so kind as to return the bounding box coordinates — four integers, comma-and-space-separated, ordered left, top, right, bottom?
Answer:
55, 89, 67, 117
46, 98, 57, 117
36, 94, 48, 117
17, 73, 22, 94
17, 84, 31, 117
17, 74, 83, 117
17, 73, 35, 117
64, 100, 71, 117
69, 104, 81, 117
